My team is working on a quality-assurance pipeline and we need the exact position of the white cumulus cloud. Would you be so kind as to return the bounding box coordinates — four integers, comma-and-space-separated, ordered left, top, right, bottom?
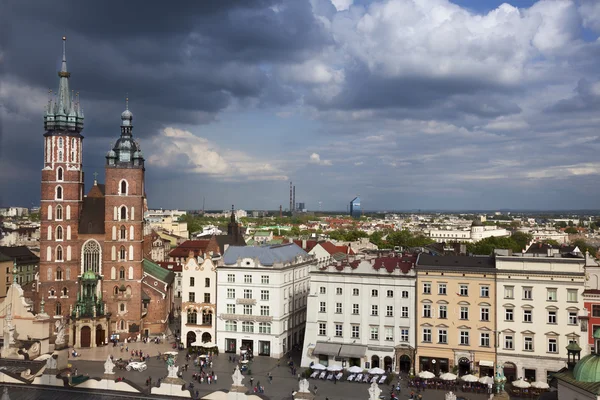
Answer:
309, 152, 333, 166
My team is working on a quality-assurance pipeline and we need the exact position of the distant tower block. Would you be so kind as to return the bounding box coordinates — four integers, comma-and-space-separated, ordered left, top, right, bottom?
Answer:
289, 182, 293, 212
279, 205, 282, 218
293, 186, 296, 212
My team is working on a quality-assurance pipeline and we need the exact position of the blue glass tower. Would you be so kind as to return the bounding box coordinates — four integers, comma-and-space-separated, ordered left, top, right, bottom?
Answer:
350, 196, 361, 218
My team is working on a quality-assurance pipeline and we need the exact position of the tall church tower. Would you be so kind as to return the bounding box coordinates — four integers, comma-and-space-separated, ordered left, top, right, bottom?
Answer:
103, 101, 146, 336
39, 37, 85, 317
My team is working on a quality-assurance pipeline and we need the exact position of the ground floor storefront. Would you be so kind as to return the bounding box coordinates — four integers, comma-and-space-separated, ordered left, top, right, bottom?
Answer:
497, 353, 565, 383
417, 347, 495, 377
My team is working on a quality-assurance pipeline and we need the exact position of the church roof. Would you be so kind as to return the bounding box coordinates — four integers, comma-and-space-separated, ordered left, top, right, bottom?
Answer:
0, 246, 38, 265
78, 195, 105, 234
143, 258, 174, 284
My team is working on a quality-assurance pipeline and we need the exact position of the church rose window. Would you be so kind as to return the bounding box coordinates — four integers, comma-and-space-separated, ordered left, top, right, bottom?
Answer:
83, 240, 101, 273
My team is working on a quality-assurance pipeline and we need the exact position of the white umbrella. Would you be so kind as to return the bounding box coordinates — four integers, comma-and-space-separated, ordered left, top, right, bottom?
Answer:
327, 364, 343, 372
440, 372, 457, 381
198, 342, 217, 348
368, 367, 385, 375
479, 376, 494, 385
512, 379, 531, 389
461, 374, 479, 383
240, 360, 249, 364
531, 381, 549, 389
418, 371, 435, 379
311, 363, 326, 370
347, 366, 363, 374
164, 351, 178, 355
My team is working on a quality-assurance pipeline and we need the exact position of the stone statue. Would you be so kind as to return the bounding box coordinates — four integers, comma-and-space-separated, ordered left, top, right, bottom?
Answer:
368, 382, 381, 400
167, 363, 179, 379
445, 392, 457, 400
55, 320, 66, 346
4, 319, 15, 345
45, 355, 57, 370
298, 378, 310, 393
104, 355, 115, 375
232, 366, 244, 387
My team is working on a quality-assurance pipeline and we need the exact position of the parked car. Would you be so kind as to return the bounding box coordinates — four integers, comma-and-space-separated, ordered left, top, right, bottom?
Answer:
126, 361, 147, 372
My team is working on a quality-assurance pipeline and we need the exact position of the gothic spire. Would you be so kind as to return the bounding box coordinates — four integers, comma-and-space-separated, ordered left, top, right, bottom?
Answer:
57, 37, 72, 115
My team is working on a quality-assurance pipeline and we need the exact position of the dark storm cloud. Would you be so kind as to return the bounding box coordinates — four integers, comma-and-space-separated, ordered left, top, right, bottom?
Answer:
545, 78, 600, 113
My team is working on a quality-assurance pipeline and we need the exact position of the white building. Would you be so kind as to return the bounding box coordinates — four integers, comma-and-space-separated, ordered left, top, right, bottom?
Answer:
426, 220, 510, 243
300, 253, 417, 373
180, 254, 218, 348
495, 252, 588, 383
216, 243, 314, 358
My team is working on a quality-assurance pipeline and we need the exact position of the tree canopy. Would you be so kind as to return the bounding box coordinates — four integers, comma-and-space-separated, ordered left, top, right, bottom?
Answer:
467, 232, 533, 255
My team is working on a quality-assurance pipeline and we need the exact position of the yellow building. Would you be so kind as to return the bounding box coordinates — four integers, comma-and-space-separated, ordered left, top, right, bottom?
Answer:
0, 254, 13, 297
415, 254, 496, 377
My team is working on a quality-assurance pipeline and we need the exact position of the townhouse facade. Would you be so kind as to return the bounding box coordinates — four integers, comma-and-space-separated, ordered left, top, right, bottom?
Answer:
180, 253, 218, 348
301, 253, 417, 373
415, 254, 497, 377
495, 253, 588, 383
216, 243, 313, 358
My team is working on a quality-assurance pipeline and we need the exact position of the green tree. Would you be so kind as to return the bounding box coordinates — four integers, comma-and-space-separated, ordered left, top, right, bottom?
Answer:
467, 236, 522, 255
542, 239, 561, 247
29, 212, 40, 222
572, 239, 597, 255
510, 232, 533, 251
369, 231, 386, 248
564, 227, 578, 234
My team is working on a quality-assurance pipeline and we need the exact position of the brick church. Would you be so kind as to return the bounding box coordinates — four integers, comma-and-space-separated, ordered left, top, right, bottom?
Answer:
34, 38, 173, 347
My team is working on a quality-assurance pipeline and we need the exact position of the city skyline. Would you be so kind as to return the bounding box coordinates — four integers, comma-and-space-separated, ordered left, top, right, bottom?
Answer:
2, 0, 600, 211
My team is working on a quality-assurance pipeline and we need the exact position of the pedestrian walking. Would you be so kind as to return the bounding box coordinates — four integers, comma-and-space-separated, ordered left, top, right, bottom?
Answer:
314, 385, 318, 394
268, 372, 272, 383
250, 376, 254, 387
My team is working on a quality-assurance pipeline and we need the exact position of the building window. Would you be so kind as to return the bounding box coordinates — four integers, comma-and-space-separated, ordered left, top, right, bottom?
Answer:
57, 167, 63, 181
423, 304, 432, 318
547, 288, 557, 301
459, 285, 469, 296
386, 290, 393, 298
55, 302, 62, 315
120, 180, 127, 195
243, 305, 252, 315
258, 322, 271, 334
480, 333, 490, 347
505, 308, 514, 321
335, 324, 343, 337
319, 286, 326, 294
504, 286, 514, 299
371, 289, 378, 297
227, 288, 235, 299
569, 311, 578, 325
592, 305, 600, 318
244, 289, 252, 299
401, 306, 409, 318
400, 329, 409, 342
480, 285, 490, 298
438, 283, 447, 295
225, 321, 237, 332
460, 331, 469, 345
260, 290, 269, 301
120, 303, 125, 312
119, 246, 126, 261
319, 302, 326, 313
523, 287, 533, 300
438, 329, 447, 344
439, 305, 447, 319
120, 206, 127, 220
205, 278, 210, 287
567, 289, 578, 302
204, 293, 210, 303
548, 338, 558, 353
227, 274, 235, 283
188, 292, 195, 302
242, 321, 254, 333
336, 303, 342, 313
56, 186, 63, 200
318, 323, 326, 336
55, 205, 63, 220
402, 290, 409, 298
351, 325, 360, 339
480, 307, 490, 321
423, 283, 431, 294
548, 310, 557, 324
56, 267, 62, 280
56, 226, 63, 240
385, 327, 394, 341
386, 305, 394, 317
226, 304, 235, 314
523, 309, 532, 323
113, 286, 119, 295
422, 328, 432, 343
524, 336, 533, 351
120, 320, 125, 330
187, 310, 197, 324
260, 275, 269, 284
244, 275, 252, 284
460, 306, 469, 320
336, 287, 343, 295
190, 277, 195, 287
370, 326, 379, 340
353, 304, 359, 315
371, 305, 378, 316
353, 288, 359, 296
55, 246, 63, 261
119, 267, 125, 280
504, 335, 514, 349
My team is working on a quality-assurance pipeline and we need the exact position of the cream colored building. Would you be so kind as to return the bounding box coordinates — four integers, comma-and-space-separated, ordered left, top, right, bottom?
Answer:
415, 254, 496, 377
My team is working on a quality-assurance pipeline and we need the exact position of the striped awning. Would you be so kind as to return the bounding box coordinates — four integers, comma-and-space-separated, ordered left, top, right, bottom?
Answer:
313, 342, 341, 357
339, 344, 367, 358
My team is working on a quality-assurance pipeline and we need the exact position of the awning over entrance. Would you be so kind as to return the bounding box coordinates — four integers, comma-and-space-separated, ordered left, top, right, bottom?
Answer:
479, 360, 494, 367
313, 342, 341, 357
339, 344, 367, 358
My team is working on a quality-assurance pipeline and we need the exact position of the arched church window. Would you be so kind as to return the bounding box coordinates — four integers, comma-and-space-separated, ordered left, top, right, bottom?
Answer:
55, 302, 61, 316
120, 225, 126, 240
65, 268, 70, 280
55, 246, 63, 261
120, 320, 125, 330
56, 226, 63, 240
58, 137, 63, 148
62, 287, 67, 296
56, 186, 63, 200
57, 167, 63, 181
56, 267, 62, 280
50, 288, 55, 297
55, 205, 63, 220
120, 206, 127, 220
120, 303, 125, 312
119, 246, 126, 261
82, 240, 101, 273
58, 151, 63, 162
119, 267, 125, 280
113, 286, 119, 295
120, 180, 128, 195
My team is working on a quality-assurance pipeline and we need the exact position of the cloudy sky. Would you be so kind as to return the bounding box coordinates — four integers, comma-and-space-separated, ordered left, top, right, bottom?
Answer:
2, 0, 600, 211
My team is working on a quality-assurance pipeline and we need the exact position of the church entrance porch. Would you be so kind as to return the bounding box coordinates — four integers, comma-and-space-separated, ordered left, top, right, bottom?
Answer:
72, 317, 110, 348
95, 324, 105, 346
80, 326, 91, 348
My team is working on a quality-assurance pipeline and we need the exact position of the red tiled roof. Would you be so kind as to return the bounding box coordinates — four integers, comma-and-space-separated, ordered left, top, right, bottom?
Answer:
318, 241, 353, 256
292, 240, 319, 252
169, 238, 219, 258
373, 255, 416, 274
156, 261, 182, 272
